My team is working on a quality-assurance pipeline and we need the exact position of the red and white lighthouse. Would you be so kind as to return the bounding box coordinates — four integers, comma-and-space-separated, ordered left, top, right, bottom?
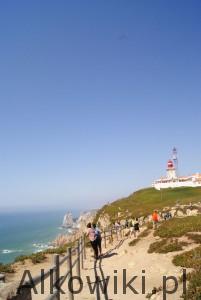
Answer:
166, 159, 177, 179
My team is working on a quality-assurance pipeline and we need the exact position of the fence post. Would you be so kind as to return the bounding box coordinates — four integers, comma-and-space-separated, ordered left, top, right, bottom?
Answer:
76, 240, 81, 278
111, 229, 113, 244
81, 236, 84, 269
67, 247, 74, 300
16, 284, 32, 300
53, 254, 60, 300
104, 231, 106, 248
116, 228, 118, 241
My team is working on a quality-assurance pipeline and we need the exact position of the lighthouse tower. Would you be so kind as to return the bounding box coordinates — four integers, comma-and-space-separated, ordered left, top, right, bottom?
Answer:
172, 147, 178, 175
166, 160, 177, 180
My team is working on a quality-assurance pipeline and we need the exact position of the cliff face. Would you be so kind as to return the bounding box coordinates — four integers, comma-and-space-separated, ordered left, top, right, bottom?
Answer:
53, 210, 98, 247
76, 209, 97, 233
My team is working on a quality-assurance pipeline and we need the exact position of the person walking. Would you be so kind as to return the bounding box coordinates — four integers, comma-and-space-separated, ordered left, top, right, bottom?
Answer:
93, 223, 102, 257
152, 210, 159, 229
86, 223, 98, 259
130, 219, 136, 238
134, 218, 140, 236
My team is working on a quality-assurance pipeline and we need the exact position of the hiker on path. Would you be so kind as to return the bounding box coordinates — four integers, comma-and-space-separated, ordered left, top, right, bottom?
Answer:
93, 223, 102, 257
115, 220, 120, 229
152, 210, 159, 229
164, 212, 171, 220
130, 219, 136, 238
134, 218, 140, 236
125, 219, 129, 228
86, 223, 98, 259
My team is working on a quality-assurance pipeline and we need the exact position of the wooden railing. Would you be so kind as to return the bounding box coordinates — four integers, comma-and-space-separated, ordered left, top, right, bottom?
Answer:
16, 227, 125, 300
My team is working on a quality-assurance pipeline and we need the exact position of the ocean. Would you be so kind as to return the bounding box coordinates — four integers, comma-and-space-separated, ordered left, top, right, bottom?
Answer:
0, 210, 79, 264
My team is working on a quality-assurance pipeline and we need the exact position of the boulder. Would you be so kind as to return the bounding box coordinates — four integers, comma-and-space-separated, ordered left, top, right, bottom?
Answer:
177, 210, 185, 217
186, 209, 199, 216
170, 209, 176, 217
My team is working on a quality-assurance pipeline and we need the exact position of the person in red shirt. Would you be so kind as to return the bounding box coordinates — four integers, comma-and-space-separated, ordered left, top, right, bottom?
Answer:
152, 210, 159, 229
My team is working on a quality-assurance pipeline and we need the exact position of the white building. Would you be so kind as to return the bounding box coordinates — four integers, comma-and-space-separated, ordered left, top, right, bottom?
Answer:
153, 149, 201, 190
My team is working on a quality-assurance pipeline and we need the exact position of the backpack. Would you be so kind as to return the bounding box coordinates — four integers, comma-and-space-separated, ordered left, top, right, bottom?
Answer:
95, 228, 101, 239
134, 223, 139, 231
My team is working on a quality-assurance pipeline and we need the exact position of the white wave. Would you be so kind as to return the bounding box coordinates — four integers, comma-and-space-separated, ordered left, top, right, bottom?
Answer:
32, 243, 50, 254
1, 249, 22, 254
34, 249, 43, 253
32, 243, 48, 249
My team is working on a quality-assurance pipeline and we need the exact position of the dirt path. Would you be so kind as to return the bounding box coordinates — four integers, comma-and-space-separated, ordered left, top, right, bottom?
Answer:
71, 230, 186, 300
1, 229, 191, 300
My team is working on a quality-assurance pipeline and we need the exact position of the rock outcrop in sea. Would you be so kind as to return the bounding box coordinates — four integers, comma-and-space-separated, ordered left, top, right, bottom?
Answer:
62, 212, 74, 228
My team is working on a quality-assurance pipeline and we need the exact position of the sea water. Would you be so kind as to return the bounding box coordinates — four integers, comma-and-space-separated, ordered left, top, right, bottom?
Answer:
0, 210, 79, 264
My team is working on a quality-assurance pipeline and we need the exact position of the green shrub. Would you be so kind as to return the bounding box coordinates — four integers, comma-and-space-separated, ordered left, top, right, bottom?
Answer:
163, 241, 188, 253
0, 263, 15, 273
148, 239, 167, 253
173, 245, 201, 299
14, 241, 76, 265
31, 253, 46, 264
173, 246, 201, 269
155, 216, 201, 238
182, 269, 201, 300
15, 252, 46, 264
148, 239, 188, 254
14, 255, 29, 263
187, 233, 201, 244
44, 244, 70, 255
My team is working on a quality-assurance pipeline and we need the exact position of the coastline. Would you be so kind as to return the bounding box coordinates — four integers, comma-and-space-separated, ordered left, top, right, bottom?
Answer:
0, 209, 97, 266
0, 210, 76, 265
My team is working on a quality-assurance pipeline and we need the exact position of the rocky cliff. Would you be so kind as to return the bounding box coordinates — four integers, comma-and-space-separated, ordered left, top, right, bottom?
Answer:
76, 209, 97, 232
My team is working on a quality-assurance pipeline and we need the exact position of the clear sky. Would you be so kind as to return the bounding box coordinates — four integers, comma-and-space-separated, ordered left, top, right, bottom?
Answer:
1, 1, 201, 212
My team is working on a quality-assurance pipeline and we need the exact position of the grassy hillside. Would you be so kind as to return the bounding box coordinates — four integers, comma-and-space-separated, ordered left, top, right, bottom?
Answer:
97, 187, 201, 222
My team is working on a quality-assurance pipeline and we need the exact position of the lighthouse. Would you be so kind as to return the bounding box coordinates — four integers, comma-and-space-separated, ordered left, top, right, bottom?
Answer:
153, 148, 201, 190
166, 160, 177, 179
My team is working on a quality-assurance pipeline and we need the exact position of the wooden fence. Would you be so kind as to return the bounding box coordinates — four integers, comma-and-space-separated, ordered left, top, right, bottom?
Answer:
16, 227, 125, 300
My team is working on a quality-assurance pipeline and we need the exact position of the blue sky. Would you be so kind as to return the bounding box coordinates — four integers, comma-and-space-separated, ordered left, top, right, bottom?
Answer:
1, 1, 201, 211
